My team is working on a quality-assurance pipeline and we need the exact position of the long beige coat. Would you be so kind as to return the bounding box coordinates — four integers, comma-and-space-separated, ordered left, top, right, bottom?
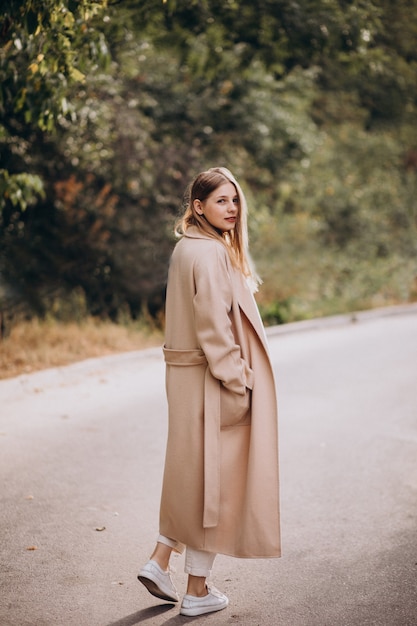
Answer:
159, 227, 281, 558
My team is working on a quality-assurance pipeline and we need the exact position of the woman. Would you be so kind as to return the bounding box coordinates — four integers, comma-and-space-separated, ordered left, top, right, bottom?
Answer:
138, 167, 280, 617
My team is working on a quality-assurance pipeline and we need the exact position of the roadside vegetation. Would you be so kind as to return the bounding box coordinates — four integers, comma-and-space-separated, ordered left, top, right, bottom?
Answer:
0, 318, 162, 380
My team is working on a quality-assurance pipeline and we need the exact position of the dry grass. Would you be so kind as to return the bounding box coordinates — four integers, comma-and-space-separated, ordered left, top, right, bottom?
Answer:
0, 318, 163, 380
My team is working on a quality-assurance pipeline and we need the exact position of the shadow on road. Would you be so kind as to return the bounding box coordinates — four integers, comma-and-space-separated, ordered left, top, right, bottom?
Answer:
106, 603, 215, 625
161, 616, 205, 625
106, 603, 175, 625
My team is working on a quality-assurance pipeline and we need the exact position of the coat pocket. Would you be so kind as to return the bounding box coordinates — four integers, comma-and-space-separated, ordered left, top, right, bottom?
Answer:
220, 385, 251, 427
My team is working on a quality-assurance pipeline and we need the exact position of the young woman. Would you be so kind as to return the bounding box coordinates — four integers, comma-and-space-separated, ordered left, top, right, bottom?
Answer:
138, 167, 281, 617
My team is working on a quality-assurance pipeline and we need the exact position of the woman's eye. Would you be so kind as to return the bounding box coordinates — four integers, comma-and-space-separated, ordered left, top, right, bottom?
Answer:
233, 198, 239, 204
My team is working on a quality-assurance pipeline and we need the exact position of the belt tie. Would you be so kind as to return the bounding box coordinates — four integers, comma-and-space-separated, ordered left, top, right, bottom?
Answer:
163, 347, 221, 528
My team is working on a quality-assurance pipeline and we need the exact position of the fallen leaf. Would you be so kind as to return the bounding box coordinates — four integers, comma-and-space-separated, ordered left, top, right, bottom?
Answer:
95, 526, 106, 532
26, 546, 38, 551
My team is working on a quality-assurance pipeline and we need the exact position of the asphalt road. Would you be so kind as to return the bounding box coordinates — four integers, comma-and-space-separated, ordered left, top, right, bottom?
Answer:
1, 305, 417, 626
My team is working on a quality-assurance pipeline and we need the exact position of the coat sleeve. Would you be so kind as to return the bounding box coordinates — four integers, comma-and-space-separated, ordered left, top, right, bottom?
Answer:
193, 243, 253, 395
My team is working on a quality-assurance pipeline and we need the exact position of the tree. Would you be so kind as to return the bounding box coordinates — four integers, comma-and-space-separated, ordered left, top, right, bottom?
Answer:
0, 0, 109, 211
1, 0, 416, 324
0, 0, 110, 315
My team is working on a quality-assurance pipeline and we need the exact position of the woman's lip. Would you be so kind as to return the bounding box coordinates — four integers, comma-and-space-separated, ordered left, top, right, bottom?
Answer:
225, 217, 236, 221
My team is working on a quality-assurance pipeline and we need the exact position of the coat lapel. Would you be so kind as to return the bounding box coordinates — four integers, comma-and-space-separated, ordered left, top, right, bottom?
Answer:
233, 271, 270, 356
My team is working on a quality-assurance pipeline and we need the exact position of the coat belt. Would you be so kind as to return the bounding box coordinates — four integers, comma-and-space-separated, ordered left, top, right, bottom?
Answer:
163, 347, 221, 528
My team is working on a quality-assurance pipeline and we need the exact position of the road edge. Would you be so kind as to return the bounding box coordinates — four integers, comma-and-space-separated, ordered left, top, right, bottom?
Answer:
265, 301, 417, 338
2, 302, 417, 388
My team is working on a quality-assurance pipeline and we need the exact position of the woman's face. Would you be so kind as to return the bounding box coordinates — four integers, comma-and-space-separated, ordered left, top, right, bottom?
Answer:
195, 182, 239, 232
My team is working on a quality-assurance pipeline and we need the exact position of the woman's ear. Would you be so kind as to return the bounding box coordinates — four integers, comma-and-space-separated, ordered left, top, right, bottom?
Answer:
193, 199, 204, 215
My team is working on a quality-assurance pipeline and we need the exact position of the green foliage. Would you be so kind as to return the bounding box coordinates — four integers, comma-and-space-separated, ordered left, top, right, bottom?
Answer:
315, 0, 417, 127
251, 121, 417, 321
0, 0, 110, 315
257, 299, 293, 326
0, 169, 44, 210
0, 0, 109, 130
124, 0, 374, 76
1, 0, 417, 325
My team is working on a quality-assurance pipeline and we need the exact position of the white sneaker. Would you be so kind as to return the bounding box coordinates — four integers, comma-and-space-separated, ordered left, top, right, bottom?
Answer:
180, 586, 229, 616
137, 559, 179, 602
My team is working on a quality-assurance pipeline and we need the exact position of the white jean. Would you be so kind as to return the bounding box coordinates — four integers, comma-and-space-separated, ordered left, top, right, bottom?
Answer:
158, 534, 216, 578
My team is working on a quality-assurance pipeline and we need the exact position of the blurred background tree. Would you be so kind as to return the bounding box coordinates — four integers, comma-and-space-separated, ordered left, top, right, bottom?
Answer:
1, 0, 416, 328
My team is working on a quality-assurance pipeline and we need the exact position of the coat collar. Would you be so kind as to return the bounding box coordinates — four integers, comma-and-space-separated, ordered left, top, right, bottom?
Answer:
183, 225, 216, 241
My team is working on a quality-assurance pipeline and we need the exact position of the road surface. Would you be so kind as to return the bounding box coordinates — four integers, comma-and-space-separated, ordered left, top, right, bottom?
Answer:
1, 305, 417, 625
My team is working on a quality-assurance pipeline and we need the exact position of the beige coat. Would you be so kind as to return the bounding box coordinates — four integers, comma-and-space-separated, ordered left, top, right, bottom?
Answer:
159, 227, 281, 558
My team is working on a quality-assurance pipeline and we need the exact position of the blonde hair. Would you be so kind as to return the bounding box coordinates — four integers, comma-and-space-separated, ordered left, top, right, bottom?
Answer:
175, 167, 260, 289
